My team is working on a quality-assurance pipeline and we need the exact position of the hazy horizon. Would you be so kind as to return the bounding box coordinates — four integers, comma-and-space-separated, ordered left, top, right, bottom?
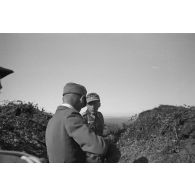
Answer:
1, 34, 195, 116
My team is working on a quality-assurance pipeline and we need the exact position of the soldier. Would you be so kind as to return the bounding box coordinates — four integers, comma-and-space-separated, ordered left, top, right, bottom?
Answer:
82, 93, 106, 162
82, 93, 104, 136
45, 83, 108, 163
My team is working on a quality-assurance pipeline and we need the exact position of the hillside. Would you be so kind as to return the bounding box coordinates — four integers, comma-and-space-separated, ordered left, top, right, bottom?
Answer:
0, 101, 195, 163
117, 105, 195, 163
0, 101, 52, 161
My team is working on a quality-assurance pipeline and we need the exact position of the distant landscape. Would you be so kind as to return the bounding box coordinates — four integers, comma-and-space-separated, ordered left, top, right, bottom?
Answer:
104, 116, 130, 127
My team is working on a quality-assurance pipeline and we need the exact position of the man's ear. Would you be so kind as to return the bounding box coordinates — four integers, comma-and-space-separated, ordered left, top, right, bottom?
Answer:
80, 95, 87, 108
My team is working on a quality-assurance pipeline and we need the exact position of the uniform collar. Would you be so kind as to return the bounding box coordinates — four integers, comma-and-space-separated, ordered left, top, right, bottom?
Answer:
61, 103, 79, 112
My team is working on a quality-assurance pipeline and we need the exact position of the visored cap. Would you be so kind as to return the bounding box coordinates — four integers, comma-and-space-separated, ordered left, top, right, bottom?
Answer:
86, 93, 100, 103
0, 67, 14, 79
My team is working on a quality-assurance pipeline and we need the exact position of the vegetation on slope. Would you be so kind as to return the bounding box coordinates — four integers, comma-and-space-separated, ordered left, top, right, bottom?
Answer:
0, 101, 52, 160
0, 101, 195, 163
118, 105, 195, 162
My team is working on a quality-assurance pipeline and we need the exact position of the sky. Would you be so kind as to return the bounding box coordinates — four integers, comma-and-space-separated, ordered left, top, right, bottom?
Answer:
0, 33, 195, 116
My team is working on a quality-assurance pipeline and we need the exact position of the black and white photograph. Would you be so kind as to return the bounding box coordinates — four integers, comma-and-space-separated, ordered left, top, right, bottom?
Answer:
0, 1, 195, 195
0, 33, 195, 163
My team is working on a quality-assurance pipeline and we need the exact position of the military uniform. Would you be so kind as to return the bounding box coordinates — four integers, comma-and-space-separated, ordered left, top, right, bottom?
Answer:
45, 83, 107, 163
82, 93, 104, 136
82, 93, 106, 163
82, 111, 104, 136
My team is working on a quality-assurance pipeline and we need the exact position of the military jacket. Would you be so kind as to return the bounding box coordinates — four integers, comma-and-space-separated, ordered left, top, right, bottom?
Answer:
45, 106, 107, 163
82, 111, 104, 136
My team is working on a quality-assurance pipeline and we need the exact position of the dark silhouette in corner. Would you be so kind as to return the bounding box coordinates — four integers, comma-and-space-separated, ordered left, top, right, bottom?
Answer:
133, 156, 149, 163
